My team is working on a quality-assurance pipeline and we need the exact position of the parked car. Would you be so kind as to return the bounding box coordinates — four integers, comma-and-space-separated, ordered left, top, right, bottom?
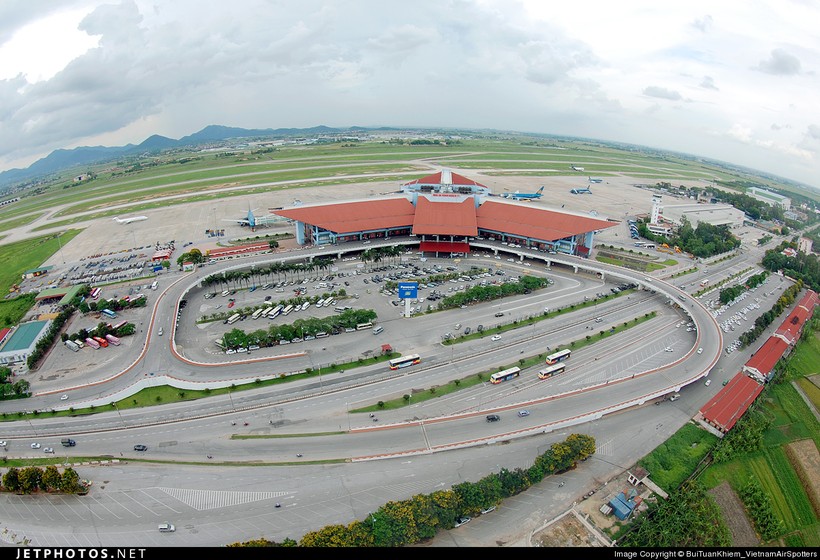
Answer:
454, 516, 471, 527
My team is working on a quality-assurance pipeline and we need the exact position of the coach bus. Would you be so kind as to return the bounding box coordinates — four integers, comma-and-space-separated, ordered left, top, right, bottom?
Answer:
101, 309, 117, 320
490, 366, 521, 384
388, 354, 421, 370
538, 363, 567, 379
90, 287, 101, 299
226, 313, 241, 325
545, 348, 572, 365
356, 322, 373, 330
282, 304, 294, 316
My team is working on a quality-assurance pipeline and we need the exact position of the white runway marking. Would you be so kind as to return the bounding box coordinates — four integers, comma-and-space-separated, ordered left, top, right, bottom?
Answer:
158, 487, 289, 511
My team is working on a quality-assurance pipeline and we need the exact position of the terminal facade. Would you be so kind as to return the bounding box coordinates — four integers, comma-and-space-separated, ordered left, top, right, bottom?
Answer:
274, 171, 616, 257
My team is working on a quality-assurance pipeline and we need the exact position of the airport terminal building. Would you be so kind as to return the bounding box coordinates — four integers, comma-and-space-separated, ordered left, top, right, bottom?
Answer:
273, 171, 616, 257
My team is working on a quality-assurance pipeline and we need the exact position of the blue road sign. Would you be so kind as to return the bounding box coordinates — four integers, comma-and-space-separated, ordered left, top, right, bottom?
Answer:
398, 282, 418, 299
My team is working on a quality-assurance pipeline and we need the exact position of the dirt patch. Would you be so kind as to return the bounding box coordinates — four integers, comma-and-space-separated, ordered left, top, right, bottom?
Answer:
708, 481, 759, 546
532, 511, 607, 547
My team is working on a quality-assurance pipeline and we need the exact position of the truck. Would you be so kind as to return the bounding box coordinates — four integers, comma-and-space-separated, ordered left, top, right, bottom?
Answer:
700, 278, 709, 287
85, 337, 100, 349
105, 334, 121, 346
64, 340, 79, 352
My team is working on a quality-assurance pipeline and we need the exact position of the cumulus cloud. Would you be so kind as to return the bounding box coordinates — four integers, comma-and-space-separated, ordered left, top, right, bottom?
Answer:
807, 124, 820, 140
755, 48, 801, 75
642, 86, 682, 101
699, 76, 718, 90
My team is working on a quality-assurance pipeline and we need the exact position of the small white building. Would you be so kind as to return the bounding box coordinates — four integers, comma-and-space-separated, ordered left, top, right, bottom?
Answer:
748, 187, 791, 210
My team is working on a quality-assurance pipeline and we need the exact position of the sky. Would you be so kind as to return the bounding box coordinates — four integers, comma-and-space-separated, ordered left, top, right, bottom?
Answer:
0, 0, 818, 189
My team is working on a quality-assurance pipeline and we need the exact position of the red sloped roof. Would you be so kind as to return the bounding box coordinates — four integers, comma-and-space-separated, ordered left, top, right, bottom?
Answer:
699, 374, 764, 431
404, 171, 488, 188
744, 336, 789, 377
476, 200, 616, 241
274, 199, 416, 234
775, 289, 818, 343
412, 197, 477, 236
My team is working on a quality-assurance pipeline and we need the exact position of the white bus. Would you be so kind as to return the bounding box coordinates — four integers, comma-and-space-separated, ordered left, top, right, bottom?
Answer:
356, 322, 373, 330
282, 304, 294, 316
269, 305, 283, 319
251, 308, 264, 320
316, 298, 326, 308
227, 313, 241, 325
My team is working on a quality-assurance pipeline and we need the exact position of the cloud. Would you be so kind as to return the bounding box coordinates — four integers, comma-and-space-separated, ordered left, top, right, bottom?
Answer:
699, 76, 718, 90
755, 48, 801, 75
807, 124, 820, 140
691, 15, 713, 32
642, 86, 682, 101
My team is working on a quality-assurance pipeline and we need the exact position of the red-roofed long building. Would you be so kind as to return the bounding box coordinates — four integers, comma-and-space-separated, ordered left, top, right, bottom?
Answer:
274, 173, 615, 256
698, 289, 817, 435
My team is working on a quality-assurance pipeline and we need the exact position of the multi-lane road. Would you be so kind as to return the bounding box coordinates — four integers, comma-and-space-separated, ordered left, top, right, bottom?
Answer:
0, 237, 788, 547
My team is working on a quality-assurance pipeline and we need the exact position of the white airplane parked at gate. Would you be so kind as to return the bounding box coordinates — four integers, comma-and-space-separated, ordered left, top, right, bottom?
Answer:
113, 215, 148, 224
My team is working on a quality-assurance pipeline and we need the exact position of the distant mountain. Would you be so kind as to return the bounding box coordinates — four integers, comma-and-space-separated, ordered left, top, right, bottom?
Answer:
0, 124, 358, 190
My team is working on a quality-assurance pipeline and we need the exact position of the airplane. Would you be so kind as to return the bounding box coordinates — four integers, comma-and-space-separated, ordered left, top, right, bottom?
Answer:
113, 215, 148, 224
588, 177, 603, 183
571, 187, 592, 194
503, 186, 544, 200
223, 205, 282, 231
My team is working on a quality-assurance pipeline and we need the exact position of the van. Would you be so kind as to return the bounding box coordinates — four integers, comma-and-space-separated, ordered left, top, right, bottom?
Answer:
74, 340, 84, 349
221, 290, 230, 297
669, 394, 680, 402
372, 326, 384, 335
594, 317, 603, 323
158, 523, 175, 533
61, 438, 76, 447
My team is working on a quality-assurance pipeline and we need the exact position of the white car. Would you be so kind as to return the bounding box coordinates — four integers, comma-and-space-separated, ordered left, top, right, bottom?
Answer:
0, 441, 7, 447
697, 348, 703, 354
705, 379, 712, 386
491, 335, 501, 341
30, 443, 41, 449
60, 394, 68, 400
43, 447, 55, 454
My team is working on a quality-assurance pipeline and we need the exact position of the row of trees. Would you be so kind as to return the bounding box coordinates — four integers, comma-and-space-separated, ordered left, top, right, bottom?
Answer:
221, 309, 378, 350
718, 271, 769, 304
2, 466, 87, 495
437, 275, 550, 309
229, 433, 596, 547
201, 257, 337, 292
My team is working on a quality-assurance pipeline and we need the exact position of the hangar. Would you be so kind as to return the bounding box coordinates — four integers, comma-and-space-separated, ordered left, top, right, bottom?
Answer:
273, 171, 616, 257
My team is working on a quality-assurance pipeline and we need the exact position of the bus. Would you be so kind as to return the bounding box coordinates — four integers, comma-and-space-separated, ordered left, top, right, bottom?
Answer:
214, 338, 225, 350
112, 320, 128, 331
251, 308, 264, 320
490, 366, 521, 384
538, 363, 567, 379
634, 241, 647, 247
356, 322, 373, 330
316, 298, 326, 308
90, 287, 101, 299
545, 349, 572, 365
101, 309, 117, 319
388, 354, 421, 370
268, 305, 283, 319
92, 336, 109, 348
227, 313, 241, 325
282, 304, 294, 316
